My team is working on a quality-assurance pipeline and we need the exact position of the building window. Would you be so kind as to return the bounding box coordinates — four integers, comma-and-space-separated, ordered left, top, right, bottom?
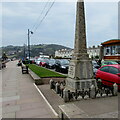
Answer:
111, 46, 116, 55
104, 46, 111, 55
116, 45, 120, 54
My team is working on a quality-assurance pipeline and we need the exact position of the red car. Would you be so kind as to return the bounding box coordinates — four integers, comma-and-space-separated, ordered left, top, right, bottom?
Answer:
96, 64, 120, 90
39, 59, 49, 67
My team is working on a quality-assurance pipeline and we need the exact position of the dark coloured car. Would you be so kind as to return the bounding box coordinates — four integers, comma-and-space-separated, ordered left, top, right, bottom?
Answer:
92, 61, 100, 78
55, 59, 69, 73
116, 61, 120, 64
46, 59, 56, 69
96, 64, 120, 90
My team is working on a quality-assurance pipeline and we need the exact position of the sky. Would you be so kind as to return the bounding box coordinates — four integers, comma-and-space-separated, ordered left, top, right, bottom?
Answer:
1, 0, 118, 48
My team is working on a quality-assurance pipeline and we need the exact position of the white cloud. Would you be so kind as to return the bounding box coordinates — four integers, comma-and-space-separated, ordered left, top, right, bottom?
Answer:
1, 2, 118, 48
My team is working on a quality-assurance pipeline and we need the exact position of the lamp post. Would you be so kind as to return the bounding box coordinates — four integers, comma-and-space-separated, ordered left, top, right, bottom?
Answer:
28, 29, 33, 61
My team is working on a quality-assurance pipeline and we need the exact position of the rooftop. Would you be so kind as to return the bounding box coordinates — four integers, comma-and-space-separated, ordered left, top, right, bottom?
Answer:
101, 39, 120, 45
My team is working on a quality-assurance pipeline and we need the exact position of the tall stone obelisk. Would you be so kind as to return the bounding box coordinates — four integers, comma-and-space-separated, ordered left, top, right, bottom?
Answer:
66, 0, 97, 91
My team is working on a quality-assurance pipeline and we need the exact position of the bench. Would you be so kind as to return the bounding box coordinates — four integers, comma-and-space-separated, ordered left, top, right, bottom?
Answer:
21, 65, 28, 74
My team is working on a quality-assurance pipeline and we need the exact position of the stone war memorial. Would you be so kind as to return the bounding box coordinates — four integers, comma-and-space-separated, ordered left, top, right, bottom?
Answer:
50, 0, 118, 102
63, 0, 97, 102
66, 0, 96, 91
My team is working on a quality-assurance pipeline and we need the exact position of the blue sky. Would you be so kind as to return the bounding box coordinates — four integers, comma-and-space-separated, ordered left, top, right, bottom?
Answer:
1, 1, 118, 48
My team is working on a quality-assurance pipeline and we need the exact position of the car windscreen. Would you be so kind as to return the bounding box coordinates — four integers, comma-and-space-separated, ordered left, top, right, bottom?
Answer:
60, 60, 69, 65
49, 60, 55, 64
41, 59, 48, 63
110, 61, 118, 64
100, 66, 120, 74
92, 62, 98, 66
108, 67, 120, 74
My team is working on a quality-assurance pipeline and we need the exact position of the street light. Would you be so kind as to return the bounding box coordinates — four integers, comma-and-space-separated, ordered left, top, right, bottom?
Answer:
28, 29, 33, 61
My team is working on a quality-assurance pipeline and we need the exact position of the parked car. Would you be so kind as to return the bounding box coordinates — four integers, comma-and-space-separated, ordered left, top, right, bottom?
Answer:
30, 58, 36, 64
36, 58, 42, 65
92, 61, 100, 78
46, 59, 56, 69
55, 59, 69, 73
39, 59, 49, 67
101, 61, 118, 66
96, 64, 120, 90
116, 61, 120, 64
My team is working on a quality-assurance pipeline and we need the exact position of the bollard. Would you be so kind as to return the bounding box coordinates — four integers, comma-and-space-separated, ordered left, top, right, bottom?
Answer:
26, 66, 28, 74
113, 83, 118, 96
90, 84, 96, 99
49, 79, 54, 89
97, 79, 102, 89
60, 83, 64, 97
63, 88, 69, 102
55, 82, 60, 94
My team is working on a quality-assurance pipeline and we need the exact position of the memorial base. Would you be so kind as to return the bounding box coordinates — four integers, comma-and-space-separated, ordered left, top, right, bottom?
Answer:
65, 77, 97, 91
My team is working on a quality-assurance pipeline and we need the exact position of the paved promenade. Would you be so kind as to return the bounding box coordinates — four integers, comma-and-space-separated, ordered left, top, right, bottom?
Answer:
1, 61, 56, 118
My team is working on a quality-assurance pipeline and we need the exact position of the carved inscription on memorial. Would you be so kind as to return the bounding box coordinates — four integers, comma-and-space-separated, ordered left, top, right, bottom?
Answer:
68, 64, 75, 78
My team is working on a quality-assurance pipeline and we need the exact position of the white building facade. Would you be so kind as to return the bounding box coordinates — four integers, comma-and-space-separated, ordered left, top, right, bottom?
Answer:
55, 46, 100, 59
87, 45, 100, 59
55, 49, 74, 58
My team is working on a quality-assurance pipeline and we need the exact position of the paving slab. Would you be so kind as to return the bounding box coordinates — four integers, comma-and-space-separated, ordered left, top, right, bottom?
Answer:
2, 105, 20, 114
16, 107, 52, 118
2, 91, 18, 97
20, 102, 46, 110
2, 112, 16, 118
2, 100, 17, 107
2, 96, 20, 102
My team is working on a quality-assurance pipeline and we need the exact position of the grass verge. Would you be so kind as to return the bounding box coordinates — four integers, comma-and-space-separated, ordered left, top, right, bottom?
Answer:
27, 64, 67, 78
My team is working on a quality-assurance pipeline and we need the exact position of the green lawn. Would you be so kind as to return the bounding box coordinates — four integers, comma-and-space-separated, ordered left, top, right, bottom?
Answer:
27, 64, 67, 78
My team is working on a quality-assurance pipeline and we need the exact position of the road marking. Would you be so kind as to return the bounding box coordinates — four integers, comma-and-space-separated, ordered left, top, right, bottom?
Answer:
33, 83, 58, 117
